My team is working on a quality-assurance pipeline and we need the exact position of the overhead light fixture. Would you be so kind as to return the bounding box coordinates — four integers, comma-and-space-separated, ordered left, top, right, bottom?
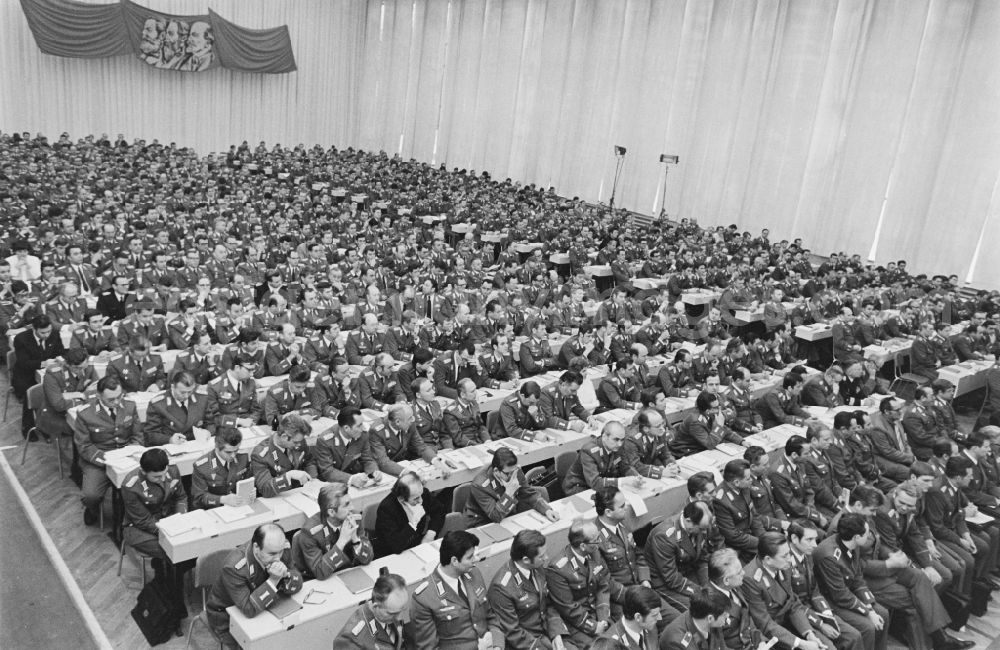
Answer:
660, 154, 679, 164
614, 145, 627, 156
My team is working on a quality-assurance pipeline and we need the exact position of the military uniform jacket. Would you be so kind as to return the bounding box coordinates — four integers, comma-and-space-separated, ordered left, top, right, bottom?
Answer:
595, 517, 649, 601
167, 316, 210, 351
315, 429, 377, 483
121, 466, 187, 535
144, 392, 209, 446
302, 335, 344, 371
755, 389, 809, 429
519, 337, 554, 376
748, 474, 787, 523
369, 418, 435, 476
711, 581, 762, 650
356, 369, 405, 408
43, 296, 88, 327
723, 386, 763, 434
333, 602, 404, 650
740, 557, 812, 647
412, 399, 450, 450
105, 353, 166, 392
812, 537, 877, 617
465, 466, 548, 527
562, 439, 637, 495
769, 455, 821, 524
545, 547, 611, 637
219, 345, 266, 379
115, 315, 168, 348
800, 449, 841, 514
597, 375, 641, 411
409, 566, 499, 650
496, 395, 548, 440
670, 413, 742, 457
213, 314, 243, 345
488, 559, 567, 649
924, 477, 970, 545
901, 403, 942, 457
787, 550, 835, 629
345, 331, 386, 365
262, 382, 318, 428
479, 352, 518, 387
263, 341, 301, 377
311, 374, 359, 418
382, 326, 420, 362
38, 365, 96, 436
713, 482, 766, 557
539, 384, 589, 429
174, 350, 219, 385
843, 431, 882, 483
658, 365, 695, 398
191, 449, 252, 509
442, 399, 488, 448
70, 325, 118, 355
872, 505, 932, 568
72, 398, 143, 465
825, 430, 863, 489
645, 519, 710, 602
249, 438, 318, 498
600, 620, 657, 650
659, 612, 723, 650
291, 512, 374, 580
204, 374, 262, 431
205, 545, 303, 638
621, 431, 673, 479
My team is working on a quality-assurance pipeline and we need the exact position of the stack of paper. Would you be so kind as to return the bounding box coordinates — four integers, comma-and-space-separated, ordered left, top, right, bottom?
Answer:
214, 504, 255, 523
103, 445, 146, 462
158, 509, 214, 537
284, 492, 320, 518
715, 443, 745, 457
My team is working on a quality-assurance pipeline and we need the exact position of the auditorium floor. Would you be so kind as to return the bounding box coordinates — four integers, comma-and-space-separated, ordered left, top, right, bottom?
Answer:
2, 366, 1000, 650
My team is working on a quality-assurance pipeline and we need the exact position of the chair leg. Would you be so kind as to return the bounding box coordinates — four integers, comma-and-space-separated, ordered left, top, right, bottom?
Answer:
3, 391, 10, 421
19, 433, 31, 465
117, 539, 126, 577
53, 436, 64, 479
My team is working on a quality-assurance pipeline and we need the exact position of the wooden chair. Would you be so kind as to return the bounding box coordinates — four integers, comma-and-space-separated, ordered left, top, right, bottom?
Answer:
185, 548, 231, 649
20, 383, 65, 478
3, 350, 15, 420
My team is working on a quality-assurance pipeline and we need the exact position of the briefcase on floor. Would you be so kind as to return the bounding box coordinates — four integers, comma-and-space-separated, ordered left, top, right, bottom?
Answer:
130, 580, 180, 646
942, 590, 970, 630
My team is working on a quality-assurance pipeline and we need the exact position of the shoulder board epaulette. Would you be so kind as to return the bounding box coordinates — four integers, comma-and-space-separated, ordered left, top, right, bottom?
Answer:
310, 524, 324, 535
587, 445, 602, 454
681, 632, 692, 647
833, 548, 841, 560
125, 475, 138, 488
257, 447, 269, 457
555, 556, 568, 568
754, 568, 763, 581
666, 527, 676, 537
235, 557, 247, 569
150, 394, 166, 403
414, 581, 429, 594
499, 571, 511, 587
351, 620, 365, 636
320, 431, 335, 441
194, 457, 209, 467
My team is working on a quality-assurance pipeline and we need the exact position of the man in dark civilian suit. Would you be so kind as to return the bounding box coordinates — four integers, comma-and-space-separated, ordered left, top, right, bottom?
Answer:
13, 314, 65, 436
373, 472, 446, 558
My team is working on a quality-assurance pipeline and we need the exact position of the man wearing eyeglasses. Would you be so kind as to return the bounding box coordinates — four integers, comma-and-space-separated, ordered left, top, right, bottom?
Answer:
369, 403, 452, 478
205, 351, 262, 432
545, 520, 612, 647
334, 572, 409, 649
73, 375, 143, 526
373, 472, 446, 558
250, 413, 317, 498
292, 483, 373, 580
465, 447, 559, 528
115, 301, 168, 350
95, 274, 136, 322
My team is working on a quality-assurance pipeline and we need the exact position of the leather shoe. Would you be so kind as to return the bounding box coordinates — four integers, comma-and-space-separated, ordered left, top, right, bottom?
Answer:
939, 634, 976, 650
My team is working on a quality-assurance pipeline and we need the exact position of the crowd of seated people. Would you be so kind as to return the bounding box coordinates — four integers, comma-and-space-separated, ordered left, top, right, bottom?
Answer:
4, 130, 1000, 649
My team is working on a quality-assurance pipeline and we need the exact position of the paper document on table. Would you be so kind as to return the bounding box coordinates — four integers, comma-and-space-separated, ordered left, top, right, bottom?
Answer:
338, 567, 376, 594
158, 510, 212, 537
284, 492, 320, 518
410, 543, 440, 565
310, 417, 336, 435
715, 443, 744, 457
267, 595, 303, 620
103, 445, 145, 462
619, 489, 648, 517
380, 552, 429, 583
966, 510, 994, 525
214, 505, 255, 523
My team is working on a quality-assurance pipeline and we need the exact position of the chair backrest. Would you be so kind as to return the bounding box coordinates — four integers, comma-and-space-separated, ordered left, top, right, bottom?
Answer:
5, 350, 14, 369
362, 501, 379, 538
194, 547, 233, 590
440, 512, 471, 537
452, 483, 473, 513
486, 410, 501, 437
26, 383, 45, 412
555, 450, 578, 481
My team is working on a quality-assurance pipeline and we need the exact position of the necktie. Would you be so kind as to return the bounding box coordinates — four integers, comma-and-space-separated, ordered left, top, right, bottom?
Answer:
38, 338, 45, 352
895, 423, 906, 450
457, 579, 467, 602
108, 406, 117, 421
385, 623, 398, 647
76, 266, 90, 293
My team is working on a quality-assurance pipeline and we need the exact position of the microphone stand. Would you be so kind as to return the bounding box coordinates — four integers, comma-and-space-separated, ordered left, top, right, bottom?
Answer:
609, 153, 625, 211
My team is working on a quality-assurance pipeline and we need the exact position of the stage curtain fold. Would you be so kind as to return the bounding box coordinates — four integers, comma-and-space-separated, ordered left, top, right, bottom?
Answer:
19, 0, 129, 59
208, 8, 296, 74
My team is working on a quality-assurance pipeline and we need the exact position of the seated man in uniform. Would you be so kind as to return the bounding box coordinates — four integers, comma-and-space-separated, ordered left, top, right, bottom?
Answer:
250, 413, 317, 497
121, 448, 194, 621
465, 447, 559, 527
144, 370, 209, 446
206, 523, 303, 649
314, 405, 382, 485
545, 520, 612, 647
494, 381, 551, 441
408, 530, 502, 650
191, 427, 254, 510
332, 572, 409, 650
562, 421, 641, 496
105, 335, 167, 393
262, 363, 318, 427
291, 483, 373, 580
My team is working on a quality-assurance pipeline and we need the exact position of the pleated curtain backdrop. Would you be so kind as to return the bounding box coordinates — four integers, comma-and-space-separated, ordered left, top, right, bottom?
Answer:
2, 0, 1000, 286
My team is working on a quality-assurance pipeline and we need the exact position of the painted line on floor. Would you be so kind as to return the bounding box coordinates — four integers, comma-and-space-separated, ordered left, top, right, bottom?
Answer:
0, 452, 114, 650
